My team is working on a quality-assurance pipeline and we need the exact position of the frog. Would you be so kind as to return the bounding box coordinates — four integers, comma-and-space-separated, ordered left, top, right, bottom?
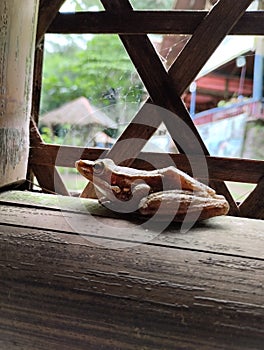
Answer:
75, 158, 229, 221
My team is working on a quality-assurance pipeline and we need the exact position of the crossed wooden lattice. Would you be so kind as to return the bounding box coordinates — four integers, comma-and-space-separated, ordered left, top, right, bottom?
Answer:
30, 0, 264, 219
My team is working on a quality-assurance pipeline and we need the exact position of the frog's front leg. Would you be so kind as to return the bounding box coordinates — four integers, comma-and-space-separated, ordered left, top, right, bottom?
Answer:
100, 181, 151, 214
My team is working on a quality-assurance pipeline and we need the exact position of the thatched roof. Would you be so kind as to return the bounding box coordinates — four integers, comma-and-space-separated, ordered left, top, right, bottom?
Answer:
41, 97, 116, 128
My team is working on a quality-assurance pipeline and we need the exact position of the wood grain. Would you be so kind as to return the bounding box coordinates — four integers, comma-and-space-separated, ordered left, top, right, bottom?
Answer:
0, 191, 263, 258
48, 11, 264, 35
0, 193, 263, 349
29, 144, 264, 184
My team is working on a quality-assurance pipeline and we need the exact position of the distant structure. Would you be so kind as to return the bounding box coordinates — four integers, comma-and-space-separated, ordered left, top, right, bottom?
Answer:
40, 96, 117, 145
41, 96, 116, 129
159, 0, 263, 112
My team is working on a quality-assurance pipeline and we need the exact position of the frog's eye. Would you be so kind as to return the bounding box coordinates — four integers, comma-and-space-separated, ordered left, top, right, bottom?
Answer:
93, 161, 105, 175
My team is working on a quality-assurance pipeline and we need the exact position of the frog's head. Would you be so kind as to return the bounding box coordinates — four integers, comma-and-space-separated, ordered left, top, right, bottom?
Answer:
75, 158, 115, 183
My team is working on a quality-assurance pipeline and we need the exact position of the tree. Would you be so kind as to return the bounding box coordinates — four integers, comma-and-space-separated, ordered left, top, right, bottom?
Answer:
40, 34, 144, 116
40, 0, 175, 118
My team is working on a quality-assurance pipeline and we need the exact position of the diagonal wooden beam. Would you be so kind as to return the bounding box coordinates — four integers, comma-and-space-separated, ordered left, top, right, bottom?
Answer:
105, 0, 253, 162
92, 0, 252, 214
168, 0, 254, 95
239, 176, 264, 219
36, 0, 66, 45
100, 0, 204, 158
166, 0, 253, 215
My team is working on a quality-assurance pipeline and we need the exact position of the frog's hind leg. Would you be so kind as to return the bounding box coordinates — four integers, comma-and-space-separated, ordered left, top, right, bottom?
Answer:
138, 190, 229, 221
161, 167, 215, 195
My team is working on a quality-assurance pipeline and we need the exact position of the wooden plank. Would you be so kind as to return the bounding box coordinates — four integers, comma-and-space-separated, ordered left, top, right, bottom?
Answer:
0, 191, 117, 217
29, 144, 264, 184
0, 213, 263, 349
239, 176, 264, 219
0, 192, 263, 258
36, 0, 66, 45
29, 144, 104, 167
48, 11, 264, 36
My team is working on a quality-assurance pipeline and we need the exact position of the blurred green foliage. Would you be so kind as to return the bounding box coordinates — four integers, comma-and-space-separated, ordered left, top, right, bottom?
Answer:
41, 34, 144, 114
40, 0, 174, 115
66, 0, 174, 10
